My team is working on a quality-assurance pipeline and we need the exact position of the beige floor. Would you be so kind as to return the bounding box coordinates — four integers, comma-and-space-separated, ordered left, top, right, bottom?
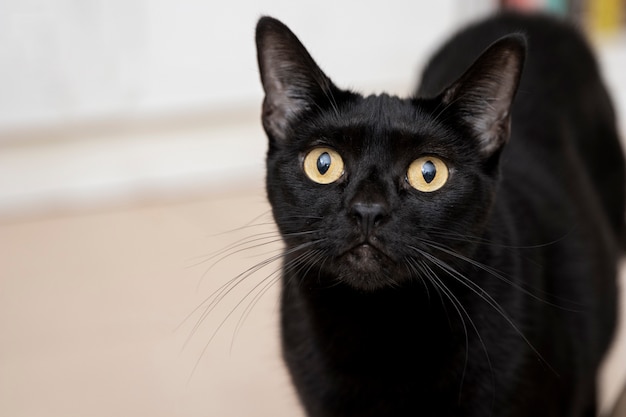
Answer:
0, 187, 625, 417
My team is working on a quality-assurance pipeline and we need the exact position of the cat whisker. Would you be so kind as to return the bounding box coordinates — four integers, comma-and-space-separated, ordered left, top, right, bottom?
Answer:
207, 245, 328, 373
311, 72, 340, 117
230, 273, 283, 353
429, 91, 468, 125
406, 254, 492, 404
424, 225, 575, 251
206, 210, 274, 237
407, 257, 458, 343
191, 235, 284, 291
188, 231, 280, 267
238, 273, 281, 326
231, 247, 328, 348
193, 237, 323, 329
189, 264, 284, 381
419, 236, 584, 311
409, 245, 558, 376
419, 259, 495, 406
189, 226, 321, 282
183, 236, 328, 380
421, 263, 470, 401
181, 248, 286, 348
404, 257, 434, 303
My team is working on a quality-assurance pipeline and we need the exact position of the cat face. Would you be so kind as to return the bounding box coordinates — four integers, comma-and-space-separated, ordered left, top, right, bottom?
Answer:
256, 17, 525, 291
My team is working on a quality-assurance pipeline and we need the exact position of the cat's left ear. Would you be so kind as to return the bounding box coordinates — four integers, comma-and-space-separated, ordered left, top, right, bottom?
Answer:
441, 34, 526, 157
256, 17, 336, 143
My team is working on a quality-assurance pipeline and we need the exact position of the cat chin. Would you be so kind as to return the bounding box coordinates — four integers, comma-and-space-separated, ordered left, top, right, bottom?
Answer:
336, 274, 399, 292
334, 244, 404, 291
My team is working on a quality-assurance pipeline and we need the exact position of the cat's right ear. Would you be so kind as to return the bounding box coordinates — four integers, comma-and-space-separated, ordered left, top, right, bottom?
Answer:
256, 17, 336, 143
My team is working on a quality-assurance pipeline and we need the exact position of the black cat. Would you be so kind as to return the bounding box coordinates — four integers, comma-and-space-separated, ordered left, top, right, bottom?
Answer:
255, 12, 624, 417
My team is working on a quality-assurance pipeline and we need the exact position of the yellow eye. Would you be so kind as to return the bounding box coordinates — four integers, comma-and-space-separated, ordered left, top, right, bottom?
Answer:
407, 156, 449, 192
303, 147, 344, 184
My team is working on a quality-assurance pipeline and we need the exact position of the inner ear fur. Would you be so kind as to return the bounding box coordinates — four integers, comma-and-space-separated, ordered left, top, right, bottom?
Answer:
441, 34, 527, 156
256, 17, 336, 143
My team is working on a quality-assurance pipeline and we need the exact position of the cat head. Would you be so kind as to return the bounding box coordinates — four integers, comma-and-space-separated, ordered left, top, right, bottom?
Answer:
256, 16, 525, 291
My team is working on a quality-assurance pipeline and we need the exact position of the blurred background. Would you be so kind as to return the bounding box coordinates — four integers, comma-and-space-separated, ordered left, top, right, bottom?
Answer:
1, 0, 626, 416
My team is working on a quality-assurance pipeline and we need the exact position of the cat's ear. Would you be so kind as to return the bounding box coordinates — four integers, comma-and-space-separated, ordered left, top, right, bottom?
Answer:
441, 34, 526, 156
256, 16, 336, 143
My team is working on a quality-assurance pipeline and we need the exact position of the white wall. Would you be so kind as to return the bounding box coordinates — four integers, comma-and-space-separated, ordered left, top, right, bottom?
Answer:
0, 0, 477, 133
4, 1, 502, 216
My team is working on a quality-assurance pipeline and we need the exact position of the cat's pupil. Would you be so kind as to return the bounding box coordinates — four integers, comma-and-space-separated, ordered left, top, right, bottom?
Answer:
422, 160, 436, 183
317, 152, 331, 175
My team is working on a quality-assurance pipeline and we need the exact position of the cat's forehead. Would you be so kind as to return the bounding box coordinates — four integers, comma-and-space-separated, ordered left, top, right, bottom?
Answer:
308, 93, 447, 149
342, 93, 426, 129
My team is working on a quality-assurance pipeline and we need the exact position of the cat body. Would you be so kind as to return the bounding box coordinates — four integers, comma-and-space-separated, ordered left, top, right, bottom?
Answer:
255, 13, 624, 417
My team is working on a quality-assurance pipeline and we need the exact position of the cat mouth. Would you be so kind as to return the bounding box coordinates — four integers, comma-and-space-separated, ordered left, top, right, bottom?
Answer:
334, 242, 399, 290
348, 243, 388, 259
343, 242, 395, 268
341, 239, 391, 258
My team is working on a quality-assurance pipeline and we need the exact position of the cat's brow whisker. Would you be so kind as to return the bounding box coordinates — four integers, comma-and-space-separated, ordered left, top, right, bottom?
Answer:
430, 91, 467, 124
312, 73, 340, 117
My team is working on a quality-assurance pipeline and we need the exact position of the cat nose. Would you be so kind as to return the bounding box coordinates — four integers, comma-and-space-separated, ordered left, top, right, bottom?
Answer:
350, 202, 389, 235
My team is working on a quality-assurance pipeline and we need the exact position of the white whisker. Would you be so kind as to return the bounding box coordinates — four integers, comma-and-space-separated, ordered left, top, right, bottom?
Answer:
411, 245, 558, 377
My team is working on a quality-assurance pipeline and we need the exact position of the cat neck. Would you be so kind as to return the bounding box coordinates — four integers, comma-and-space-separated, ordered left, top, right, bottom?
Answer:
280, 271, 474, 412
282, 270, 466, 360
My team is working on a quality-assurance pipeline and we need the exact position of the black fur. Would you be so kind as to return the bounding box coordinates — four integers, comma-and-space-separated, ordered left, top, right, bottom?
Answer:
255, 13, 624, 417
